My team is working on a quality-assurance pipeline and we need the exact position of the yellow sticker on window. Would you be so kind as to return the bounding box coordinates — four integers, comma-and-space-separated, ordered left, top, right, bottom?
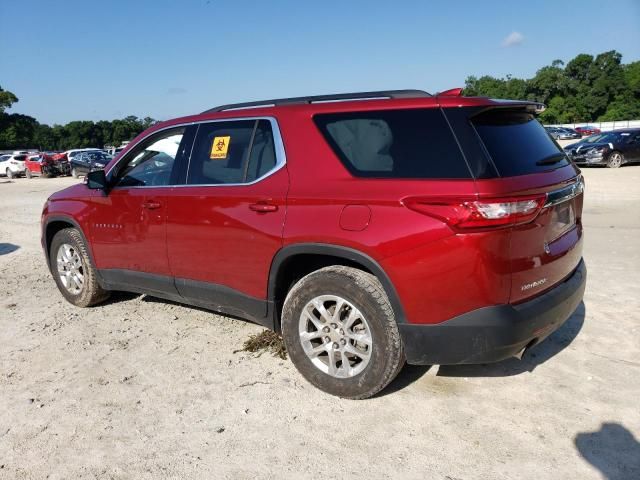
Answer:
210, 136, 230, 159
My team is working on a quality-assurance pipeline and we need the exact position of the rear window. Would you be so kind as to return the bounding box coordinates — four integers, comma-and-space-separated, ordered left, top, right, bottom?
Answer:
472, 109, 569, 176
314, 109, 471, 179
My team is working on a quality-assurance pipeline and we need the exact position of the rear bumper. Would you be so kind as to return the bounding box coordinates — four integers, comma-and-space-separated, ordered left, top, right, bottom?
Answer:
399, 259, 586, 365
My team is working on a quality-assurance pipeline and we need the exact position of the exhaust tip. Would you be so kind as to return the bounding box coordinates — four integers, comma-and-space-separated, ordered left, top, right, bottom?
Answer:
516, 338, 540, 360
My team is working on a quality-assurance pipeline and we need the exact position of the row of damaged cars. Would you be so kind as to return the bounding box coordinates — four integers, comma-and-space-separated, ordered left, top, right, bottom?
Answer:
0, 148, 112, 179
545, 125, 602, 140
563, 129, 640, 168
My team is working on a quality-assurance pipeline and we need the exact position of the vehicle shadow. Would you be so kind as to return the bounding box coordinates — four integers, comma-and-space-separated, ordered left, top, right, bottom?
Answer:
376, 364, 433, 397
575, 423, 640, 480
100, 292, 257, 327
0, 243, 20, 255
99, 291, 140, 306
437, 301, 586, 378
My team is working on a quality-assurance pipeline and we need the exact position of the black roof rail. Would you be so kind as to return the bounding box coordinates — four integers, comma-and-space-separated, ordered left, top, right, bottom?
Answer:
202, 89, 431, 113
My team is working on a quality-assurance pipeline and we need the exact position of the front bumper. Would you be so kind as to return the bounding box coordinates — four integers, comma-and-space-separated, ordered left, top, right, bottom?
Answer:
399, 259, 586, 365
568, 153, 606, 165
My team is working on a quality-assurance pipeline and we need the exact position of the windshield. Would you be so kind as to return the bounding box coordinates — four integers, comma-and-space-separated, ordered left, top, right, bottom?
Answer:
583, 132, 621, 144
86, 152, 109, 163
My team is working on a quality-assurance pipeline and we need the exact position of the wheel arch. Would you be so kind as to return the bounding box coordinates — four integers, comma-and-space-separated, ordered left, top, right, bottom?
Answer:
43, 216, 96, 276
268, 243, 406, 331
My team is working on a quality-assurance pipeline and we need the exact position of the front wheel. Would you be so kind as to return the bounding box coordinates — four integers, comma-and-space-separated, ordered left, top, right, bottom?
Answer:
281, 266, 404, 399
607, 152, 623, 168
50, 228, 110, 307
25, 169, 32, 178
71, 168, 78, 178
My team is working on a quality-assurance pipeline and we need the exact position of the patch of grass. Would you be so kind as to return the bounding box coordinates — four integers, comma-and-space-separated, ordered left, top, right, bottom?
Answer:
240, 330, 287, 360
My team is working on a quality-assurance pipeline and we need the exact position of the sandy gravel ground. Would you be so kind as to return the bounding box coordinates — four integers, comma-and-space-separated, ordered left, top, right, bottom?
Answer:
1, 167, 639, 480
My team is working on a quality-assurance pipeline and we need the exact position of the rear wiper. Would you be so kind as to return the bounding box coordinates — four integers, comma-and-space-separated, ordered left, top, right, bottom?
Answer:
536, 153, 567, 166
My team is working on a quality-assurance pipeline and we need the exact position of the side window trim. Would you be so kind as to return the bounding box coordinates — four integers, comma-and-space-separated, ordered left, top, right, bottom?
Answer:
105, 116, 286, 188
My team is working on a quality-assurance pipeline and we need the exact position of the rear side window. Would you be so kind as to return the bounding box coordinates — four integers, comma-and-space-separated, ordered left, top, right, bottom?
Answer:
471, 109, 569, 176
187, 119, 277, 185
314, 109, 471, 179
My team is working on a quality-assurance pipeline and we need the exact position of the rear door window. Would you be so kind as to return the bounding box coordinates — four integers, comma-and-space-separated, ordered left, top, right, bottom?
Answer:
187, 119, 279, 185
314, 109, 471, 179
471, 109, 569, 176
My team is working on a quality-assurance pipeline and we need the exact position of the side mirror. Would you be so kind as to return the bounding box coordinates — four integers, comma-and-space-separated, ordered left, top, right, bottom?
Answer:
86, 169, 107, 190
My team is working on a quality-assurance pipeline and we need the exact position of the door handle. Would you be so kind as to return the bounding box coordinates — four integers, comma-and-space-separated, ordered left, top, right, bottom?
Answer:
142, 200, 162, 210
249, 202, 278, 213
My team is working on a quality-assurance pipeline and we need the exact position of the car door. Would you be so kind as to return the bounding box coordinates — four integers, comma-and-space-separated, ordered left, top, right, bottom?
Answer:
625, 132, 640, 162
72, 152, 89, 174
165, 118, 288, 322
89, 126, 194, 294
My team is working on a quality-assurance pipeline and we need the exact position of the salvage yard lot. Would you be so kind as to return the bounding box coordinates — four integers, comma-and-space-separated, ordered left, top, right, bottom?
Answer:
1, 169, 639, 480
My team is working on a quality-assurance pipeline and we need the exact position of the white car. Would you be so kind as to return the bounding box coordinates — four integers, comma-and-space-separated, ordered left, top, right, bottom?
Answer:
0, 154, 27, 178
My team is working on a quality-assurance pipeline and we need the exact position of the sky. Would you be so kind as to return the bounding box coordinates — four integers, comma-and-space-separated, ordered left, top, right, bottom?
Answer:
1, 0, 639, 125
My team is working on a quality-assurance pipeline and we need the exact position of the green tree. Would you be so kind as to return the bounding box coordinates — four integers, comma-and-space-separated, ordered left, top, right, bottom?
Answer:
464, 50, 639, 123
0, 86, 19, 113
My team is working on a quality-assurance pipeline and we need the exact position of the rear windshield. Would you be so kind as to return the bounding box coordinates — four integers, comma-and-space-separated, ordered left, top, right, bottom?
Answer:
13, 155, 26, 161
471, 109, 569, 176
314, 109, 471, 179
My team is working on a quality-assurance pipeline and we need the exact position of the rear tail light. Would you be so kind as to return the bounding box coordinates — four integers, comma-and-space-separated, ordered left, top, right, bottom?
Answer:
403, 194, 547, 230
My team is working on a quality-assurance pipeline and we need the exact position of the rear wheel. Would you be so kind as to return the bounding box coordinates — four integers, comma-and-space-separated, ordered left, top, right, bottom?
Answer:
6, 169, 14, 179
281, 266, 404, 399
25, 169, 32, 178
71, 167, 78, 178
50, 228, 110, 307
607, 152, 623, 168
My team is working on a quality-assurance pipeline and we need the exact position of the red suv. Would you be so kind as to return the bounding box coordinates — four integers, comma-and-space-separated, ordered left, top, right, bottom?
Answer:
41, 89, 586, 399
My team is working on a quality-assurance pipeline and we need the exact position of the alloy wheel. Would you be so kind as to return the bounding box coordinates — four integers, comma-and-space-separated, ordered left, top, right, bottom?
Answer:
56, 243, 85, 294
298, 294, 372, 378
608, 153, 622, 168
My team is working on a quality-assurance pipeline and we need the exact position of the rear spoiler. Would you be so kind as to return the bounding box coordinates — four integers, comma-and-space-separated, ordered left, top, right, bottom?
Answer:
436, 87, 546, 114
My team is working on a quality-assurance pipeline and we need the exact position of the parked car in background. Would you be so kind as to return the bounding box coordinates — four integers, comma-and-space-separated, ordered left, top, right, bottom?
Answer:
64, 148, 102, 164
24, 153, 71, 178
564, 129, 640, 168
574, 125, 601, 137
0, 153, 27, 178
70, 150, 112, 177
42, 89, 586, 399
545, 127, 581, 140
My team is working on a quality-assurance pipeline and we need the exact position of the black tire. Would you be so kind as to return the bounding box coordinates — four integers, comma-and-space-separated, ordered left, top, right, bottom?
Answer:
49, 228, 110, 307
25, 169, 32, 179
607, 151, 623, 168
71, 167, 78, 178
6, 168, 14, 179
281, 266, 404, 399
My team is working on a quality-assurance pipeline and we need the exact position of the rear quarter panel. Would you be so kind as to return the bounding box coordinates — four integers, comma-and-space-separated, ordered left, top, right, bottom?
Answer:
278, 108, 512, 325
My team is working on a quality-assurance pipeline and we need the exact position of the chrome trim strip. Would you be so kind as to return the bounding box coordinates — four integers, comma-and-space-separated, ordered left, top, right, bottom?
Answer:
106, 116, 287, 188
544, 176, 584, 208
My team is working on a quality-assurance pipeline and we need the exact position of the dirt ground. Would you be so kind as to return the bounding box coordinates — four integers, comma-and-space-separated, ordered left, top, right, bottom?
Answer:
1, 167, 639, 480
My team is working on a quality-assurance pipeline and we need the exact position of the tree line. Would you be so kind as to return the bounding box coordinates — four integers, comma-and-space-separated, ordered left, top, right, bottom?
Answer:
0, 88, 157, 151
464, 50, 640, 124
